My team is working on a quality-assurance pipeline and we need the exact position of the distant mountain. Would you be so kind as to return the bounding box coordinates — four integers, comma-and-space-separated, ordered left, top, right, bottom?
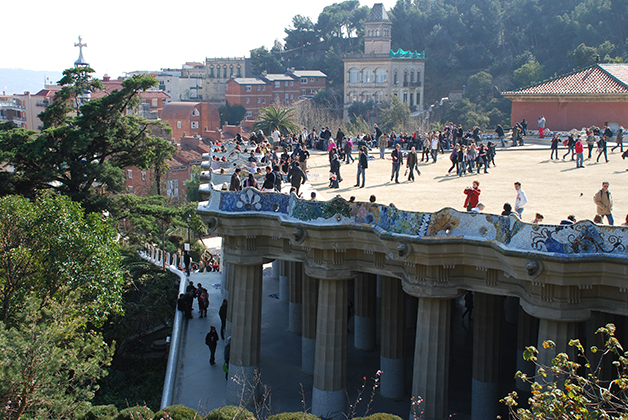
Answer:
0, 68, 63, 95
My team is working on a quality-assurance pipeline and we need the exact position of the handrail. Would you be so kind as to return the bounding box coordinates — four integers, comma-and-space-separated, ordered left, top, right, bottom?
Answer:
138, 244, 188, 409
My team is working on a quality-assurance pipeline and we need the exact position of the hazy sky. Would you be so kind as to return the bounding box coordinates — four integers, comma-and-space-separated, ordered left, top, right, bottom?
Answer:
5, 0, 396, 79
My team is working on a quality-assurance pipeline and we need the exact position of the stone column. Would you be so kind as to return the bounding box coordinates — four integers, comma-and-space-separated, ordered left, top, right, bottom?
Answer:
516, 306, 539, 392
302, 273, 319, 374
380, 276, 406, 399
354, 273, 377, 351
279, 260, 289, 303
312, 278, 348, 420
471, 293, 503, 420
537, 319, 578, 385
289, 261, 303, 335
226, 262, 264, 406
412, 297, 451, 420
271, 259, 280, 280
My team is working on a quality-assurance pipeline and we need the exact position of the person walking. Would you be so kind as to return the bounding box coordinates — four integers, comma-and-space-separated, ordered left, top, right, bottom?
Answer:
344, 137, 355, 163
575, 136, 584, 168
463, 180, 481, 211
219, 299, 228, 339
612, 127, 624, 153
496, 124, 506, 147
406, 146, 420, 181
378, 130, 387, 159
514, 182, 528, 218
563, 134, 576, 160
183, 251, 191, 277
538, 115, 546, 138
593, 181, 614, 225
287, 162, 306, 195
430, 134, 439, 162
355, 147, 368, 188
391, 144, 402, 183
597, 135, 609, 163
550, 134, 560, 160
205, 326, 219, 365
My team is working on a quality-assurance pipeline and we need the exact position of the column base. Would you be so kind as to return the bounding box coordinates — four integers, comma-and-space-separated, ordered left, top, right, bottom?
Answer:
289, 302, 303, 335
312, 388, 346, 420
302, 337, 315, 375
354, 315, 376, 350
226, 365, 261, 407
471, 379, 499, 420
279, 275, 289, 303
380, 356, 405, 399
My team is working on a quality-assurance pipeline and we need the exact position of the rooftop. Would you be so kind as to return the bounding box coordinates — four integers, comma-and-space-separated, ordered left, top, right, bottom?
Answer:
367, 3, 390, 22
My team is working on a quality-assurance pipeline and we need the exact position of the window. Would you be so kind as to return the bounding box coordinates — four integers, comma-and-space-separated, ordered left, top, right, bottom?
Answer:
152, 98, 158, 107
301, 78, 308, 84
290, 94, 293, 100
141, 171, 146, 181
362, 68, 374, 83
257, 86, 261, 91
290, 81, 293, 86
191, 121, 199, 129
127, 169, 133, 179
191, 108, 199, 117
375, 68, 387, 83
257, 98, 261, 104
166, 180, 179, 197
262, 98, 266, 104
246, 86, 252, 92
177, 121, 181, 129
285, 81, 289, 87
275, 82, 280, 88
246, 98, 250, 104
302, 89, 306, 95
310, 78, 315, 82
309, 89, 315, 94
128, 186, 134, 194
349, 68, 360, 83
246, 111, 252, 117
262, 86, 266, 91
285, 93, 289, 99
275, 94, 279, 99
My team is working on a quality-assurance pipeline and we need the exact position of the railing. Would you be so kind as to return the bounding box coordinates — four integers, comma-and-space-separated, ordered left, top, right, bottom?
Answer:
138, 244, 188, 409
403, 81, 422, 87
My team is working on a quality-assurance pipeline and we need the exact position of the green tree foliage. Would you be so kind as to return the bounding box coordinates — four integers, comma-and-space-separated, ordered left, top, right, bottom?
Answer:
250, 47, 284, 76
0, 67, 175, 212
513, 60, 545, 89
0, 193, 123, 324
251, 106, 301, 135
218, 101, 247, 126
380, 96, 411, 132
502, 323, 628, 419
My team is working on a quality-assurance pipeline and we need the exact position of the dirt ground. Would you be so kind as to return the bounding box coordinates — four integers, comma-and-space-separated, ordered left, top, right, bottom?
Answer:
305, 145, 628, 225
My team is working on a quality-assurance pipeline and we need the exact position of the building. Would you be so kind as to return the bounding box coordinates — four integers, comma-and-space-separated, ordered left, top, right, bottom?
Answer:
501, 63, 628, 132
0, 94, 27, 128
342, 3, 425, 119
160, 101, 221, 140
225, 69, 328, 119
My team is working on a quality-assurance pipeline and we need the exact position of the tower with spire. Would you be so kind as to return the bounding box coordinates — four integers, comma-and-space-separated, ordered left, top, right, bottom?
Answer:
364, 4, 392, 55
74, 36, 89, 67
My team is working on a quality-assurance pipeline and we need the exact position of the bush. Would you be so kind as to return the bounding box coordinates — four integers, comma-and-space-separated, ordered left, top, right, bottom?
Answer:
353, 414, 403, 420
267, 413, 319, 420
117, 406, 155, 420
80, 404, 119, 420
203, 405, 256, 420
154, 405, 201, 420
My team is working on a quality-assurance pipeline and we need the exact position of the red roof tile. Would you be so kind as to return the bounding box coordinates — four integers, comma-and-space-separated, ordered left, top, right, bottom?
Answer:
502, 64, 628, 96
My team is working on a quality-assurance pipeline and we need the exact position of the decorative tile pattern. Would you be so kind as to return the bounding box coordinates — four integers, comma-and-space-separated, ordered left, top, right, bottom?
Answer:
291, 196, 352, 221
219, 189, 289, 214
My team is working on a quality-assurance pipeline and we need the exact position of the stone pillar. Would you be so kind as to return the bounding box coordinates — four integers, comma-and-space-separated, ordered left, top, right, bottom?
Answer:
380, 276, 406, 399
354, 273, 377, 351
226, 262, 264, 406
271, 259, 280, 280
412, 297, 451, 420
302, 273, 319, 374
516, 306, 539, 392
312, 278, 348, 420
471, 293, 503, 420
407, 296, 418, 331
279, 260, 289, 303
289, 261, 303, 335
537, 319, 578, 385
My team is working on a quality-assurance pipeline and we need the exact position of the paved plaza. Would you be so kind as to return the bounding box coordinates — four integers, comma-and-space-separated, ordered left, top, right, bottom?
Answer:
306, 142, 628, 225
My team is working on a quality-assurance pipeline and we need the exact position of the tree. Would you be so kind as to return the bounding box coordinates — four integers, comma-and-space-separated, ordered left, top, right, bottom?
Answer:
513, 60, 545, 89
250, 47, 284, 76
0, 193, 123, 324
0, 67, 175, 212
218, 101, 247, 126
251, 106, 300, 135
467, 71, 494, 103
380, 96, 411, 132
502, 323, 628, 419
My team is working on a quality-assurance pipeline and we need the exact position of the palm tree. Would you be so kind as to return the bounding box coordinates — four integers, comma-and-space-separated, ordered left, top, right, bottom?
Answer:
251, 106, 300, 135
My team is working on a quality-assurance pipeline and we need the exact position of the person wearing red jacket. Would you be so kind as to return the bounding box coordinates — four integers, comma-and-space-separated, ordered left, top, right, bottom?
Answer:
575, 135, 584, 168
463, 180, 481, 211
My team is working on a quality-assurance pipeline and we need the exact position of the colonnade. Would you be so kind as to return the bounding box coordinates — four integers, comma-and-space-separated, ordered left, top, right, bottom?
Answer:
219, 251, 606, 420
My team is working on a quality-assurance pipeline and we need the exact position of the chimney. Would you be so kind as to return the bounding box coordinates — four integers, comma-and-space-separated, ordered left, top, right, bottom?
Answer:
103, 74, 110, 82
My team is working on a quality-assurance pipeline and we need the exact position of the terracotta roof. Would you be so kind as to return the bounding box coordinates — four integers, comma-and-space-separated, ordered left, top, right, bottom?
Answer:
141, 91, 170, 99
161, 102, 201, 120
34, 89, 57, 97
502, 64, 628, 96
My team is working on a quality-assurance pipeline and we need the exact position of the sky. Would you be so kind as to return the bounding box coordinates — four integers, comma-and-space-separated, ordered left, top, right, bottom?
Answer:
4, 0, 396, 81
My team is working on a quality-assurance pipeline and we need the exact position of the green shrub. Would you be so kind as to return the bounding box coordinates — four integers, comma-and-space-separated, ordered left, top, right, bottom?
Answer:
117, 405, 155, 420
267, 413, 319, 420
154, 405, 201, 420
80, 404, 119, 420
353, 414, 403, 420
203, 405, 256, 420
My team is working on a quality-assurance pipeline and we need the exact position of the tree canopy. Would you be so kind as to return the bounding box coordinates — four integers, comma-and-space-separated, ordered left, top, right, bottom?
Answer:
252, 106, 301, 135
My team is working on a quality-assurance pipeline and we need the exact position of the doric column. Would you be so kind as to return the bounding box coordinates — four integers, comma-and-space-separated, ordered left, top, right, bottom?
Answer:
537, 319, 578, 385
225, 262, 264, 406
412, 297, 451, 420
289, 261, 303, 335
471, 293, 503, 420
302, 273, 319, 374
516, 306, 539, 392
380, 276, 406, 398
312, 278, 348, 419
279, 260, 289, 303
271, 259, 280, 281
354, 273, 377, 351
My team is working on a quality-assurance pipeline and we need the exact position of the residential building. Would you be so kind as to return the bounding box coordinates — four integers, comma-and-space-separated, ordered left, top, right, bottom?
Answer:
501, 63, 628, 131
160, 101, 221, 140
0, 94, 27, 128
225, 68, 328, 119
342, 3, 425, 119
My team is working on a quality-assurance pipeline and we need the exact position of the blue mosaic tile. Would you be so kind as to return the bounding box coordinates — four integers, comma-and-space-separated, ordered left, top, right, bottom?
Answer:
219, 189, 289, 214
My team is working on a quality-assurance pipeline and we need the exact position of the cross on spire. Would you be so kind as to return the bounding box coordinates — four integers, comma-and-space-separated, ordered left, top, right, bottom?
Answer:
74, 35, 89, 67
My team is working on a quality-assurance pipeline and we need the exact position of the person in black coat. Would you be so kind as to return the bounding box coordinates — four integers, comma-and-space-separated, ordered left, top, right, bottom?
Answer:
330, 154, 341, 188
205, 326, 219, 365
229, 168, 242, 191
262, 166, 275, 191
219, 299, 228, 339
287, 162, 306, 195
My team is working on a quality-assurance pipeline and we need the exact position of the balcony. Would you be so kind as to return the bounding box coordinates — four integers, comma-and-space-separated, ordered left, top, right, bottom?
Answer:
403, 81, 422, 87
